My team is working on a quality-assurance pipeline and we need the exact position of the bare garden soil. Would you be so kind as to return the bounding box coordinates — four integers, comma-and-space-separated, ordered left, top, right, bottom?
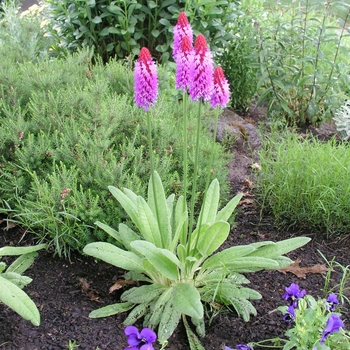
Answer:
1, 108, 349, 350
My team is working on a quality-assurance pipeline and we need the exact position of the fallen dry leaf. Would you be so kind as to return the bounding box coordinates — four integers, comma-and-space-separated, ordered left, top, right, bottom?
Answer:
278, 257, 330, 279
109, 280, 135, 293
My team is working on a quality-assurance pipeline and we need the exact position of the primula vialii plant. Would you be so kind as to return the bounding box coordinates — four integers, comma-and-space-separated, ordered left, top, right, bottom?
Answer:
83, 12, 310, 349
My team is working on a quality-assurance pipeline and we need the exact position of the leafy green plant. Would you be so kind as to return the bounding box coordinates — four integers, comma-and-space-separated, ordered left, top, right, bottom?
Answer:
257, 0, 350, 126
44, 0, 239, 62
83, 15, 310, 347
0, 244, 46, 326
84, 172, 310, 345
256, 133, 350, 236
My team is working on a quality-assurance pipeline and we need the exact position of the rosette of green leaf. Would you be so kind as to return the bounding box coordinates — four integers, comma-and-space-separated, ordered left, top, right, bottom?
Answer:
84, 171, 310, 343
0, 244, 46, 326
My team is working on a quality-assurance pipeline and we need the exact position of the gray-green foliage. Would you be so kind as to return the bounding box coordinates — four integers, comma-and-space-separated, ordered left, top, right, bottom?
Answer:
0, 244, 46, 326
0, 49, 230, 258
257, 0, 350, 126
84, 171, 310, 344
44, 0, 239, 62
334, 100, 350, 140
256, 133, 350, 236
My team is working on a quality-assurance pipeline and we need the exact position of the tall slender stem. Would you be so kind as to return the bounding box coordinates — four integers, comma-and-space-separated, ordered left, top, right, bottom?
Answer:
146, 111, 164, 247
187, 100, 202, 254
180, 92, 189, 245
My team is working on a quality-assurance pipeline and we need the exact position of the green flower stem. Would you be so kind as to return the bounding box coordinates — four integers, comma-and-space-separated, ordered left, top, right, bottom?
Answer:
193, 106, 220, 251
146, 110, 164, 247
180, 92, 189, 246
187, 100, 202, 254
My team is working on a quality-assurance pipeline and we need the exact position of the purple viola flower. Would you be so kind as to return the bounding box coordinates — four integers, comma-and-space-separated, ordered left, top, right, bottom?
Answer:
124, 325, 157, 350
173, 12, 193, 59
326, 293, 340, 311
282, 283, 306, 308
175, 35, 194, 92
283, 305, 296, 324
320, 314, 344, 344
235, 344, 253, 350
134, 47, 158, 111
189, 34, 214, 102
210, 66, 230, 109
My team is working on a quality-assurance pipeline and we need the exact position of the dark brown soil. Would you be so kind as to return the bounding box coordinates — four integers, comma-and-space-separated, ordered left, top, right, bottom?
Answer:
1, 110, 349, 350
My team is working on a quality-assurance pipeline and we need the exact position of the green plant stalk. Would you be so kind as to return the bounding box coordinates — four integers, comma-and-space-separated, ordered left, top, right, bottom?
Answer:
146, 111, 164, 247
193, 106, 221, 251
181, 92, 189, 246
187, 100, 203, 255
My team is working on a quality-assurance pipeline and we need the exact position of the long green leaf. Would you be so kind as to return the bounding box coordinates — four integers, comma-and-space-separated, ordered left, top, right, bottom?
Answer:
216, 193, 243, 222
95, 221, 121, 243
136, 196, 162, 247
108, 185, 140, 228
0, 244, 46, 256
147, 171, 172, 248
130, 241, 180, 280
158, 298, 181, 342
245, 237, 311, 258
83, 242, 145, 272
0, 275, 40, 326
196, 221, 230, 258
7, 252, 37, 275
198, 179, 220, 225
1, 272, 32, 289
200, 245, 256, 272
121, 284, 165, 304
118, 223, 140, 252
89, 302, 134, 318
172, 283, 203, 319
183, 316, 205, 350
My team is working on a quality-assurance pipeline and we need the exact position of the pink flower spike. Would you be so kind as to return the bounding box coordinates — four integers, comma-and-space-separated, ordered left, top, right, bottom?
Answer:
134, 47, 158, 111
173, 12, 193, 59
175, 36, 194, 92
189, 34, 214, 102
210, 66, 230, 109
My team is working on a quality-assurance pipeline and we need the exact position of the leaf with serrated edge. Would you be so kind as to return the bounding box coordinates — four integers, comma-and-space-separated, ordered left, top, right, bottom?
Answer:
83, 242, 145, 272
172, 283, 203, 319
89, 302, 134, 318
0, 275, 40, 326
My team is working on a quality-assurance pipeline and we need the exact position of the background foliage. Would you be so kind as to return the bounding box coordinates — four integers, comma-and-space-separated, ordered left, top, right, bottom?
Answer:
44, 0, 240, 63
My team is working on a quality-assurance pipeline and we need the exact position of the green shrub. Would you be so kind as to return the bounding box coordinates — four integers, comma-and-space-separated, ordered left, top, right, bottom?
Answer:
0, 50, 230, 258
44, 0, 239, 63
215, 2, 261, 111
256, 134, 350, 237
257, 0, 350, 126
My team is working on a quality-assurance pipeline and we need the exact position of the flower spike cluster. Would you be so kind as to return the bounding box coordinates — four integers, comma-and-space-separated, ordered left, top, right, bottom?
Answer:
175, 35, 194, 92
210, 66, 230, 109
134, 47, 158, 111
124, 326, 157, 350
173, 12, 193, 58
189, 34, 214, 102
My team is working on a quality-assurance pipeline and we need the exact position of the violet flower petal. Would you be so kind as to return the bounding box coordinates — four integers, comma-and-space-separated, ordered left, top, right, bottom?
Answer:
320, 314, 344, 344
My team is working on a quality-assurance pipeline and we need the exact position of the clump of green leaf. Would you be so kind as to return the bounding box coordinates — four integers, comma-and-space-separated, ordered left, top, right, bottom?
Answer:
257, 0, 350, 126
44, 0, 239, 62
256, 133, 350, 237
0, 244, 46, 326
84, 171, 310, 345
